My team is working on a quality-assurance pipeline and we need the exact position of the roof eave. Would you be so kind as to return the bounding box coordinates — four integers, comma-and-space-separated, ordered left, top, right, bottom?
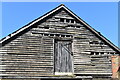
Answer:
1, 4, 120, 53
0, 4, 64, 43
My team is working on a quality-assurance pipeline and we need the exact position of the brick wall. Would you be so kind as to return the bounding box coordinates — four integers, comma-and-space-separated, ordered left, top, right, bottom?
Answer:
111, 55, 120, 79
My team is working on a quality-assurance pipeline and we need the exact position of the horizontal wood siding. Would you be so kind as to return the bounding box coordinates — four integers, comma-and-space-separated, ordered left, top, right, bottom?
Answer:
1, 32, 54, 78
0, 9, 118, 79
73, 35, 113, 74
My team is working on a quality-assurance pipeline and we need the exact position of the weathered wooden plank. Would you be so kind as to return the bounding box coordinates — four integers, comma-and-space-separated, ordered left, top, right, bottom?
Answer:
0, 5, 117, 79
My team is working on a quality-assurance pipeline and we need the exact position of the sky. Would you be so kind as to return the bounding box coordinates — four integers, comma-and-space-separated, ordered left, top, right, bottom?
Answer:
1, 2, 119, 47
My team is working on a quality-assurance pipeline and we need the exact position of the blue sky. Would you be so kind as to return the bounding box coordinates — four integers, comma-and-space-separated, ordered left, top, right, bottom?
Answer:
1, 2, 119, 47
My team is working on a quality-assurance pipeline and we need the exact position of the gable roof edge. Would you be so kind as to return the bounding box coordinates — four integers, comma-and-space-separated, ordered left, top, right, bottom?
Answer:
0, 4, 64, 44
62, 6, 120, 52
1, 4, 120, 52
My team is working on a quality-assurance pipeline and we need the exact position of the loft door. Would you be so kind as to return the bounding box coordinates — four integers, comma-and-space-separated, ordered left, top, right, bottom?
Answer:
54, 40, 72, 73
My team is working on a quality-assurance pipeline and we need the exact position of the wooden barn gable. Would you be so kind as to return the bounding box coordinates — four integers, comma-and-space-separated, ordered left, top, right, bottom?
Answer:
1, 4, 120, 52
0, 4, 120, 79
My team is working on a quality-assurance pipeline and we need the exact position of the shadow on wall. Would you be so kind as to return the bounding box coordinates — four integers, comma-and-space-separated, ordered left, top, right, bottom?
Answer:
1, 78, 120, 80
40, 79, 82, 80
111, 79, 119, 80
41, 79, 118, 80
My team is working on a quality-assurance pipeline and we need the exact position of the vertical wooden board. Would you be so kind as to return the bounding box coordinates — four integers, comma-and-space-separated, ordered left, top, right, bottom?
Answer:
54, 40, 73, 73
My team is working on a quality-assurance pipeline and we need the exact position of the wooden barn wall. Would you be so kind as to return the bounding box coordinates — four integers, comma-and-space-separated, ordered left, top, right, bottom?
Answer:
0, 32, 54, 78
0, 9, 118, 79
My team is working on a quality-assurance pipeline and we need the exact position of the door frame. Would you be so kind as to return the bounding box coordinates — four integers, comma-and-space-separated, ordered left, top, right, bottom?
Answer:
53, 39, 74, 75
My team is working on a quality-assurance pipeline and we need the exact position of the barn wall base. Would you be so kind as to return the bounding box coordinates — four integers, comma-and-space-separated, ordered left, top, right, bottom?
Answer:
82, 78, 111, 80
0, 78, 116, 80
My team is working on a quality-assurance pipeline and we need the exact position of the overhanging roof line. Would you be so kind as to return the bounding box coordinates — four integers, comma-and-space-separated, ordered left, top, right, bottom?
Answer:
0, 5, 64, 43
62, 5, 120, 52
1, 4, 120, 52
